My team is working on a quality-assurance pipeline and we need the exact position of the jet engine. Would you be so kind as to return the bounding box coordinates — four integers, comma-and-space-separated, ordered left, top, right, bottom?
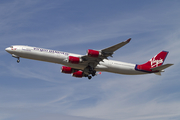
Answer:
87, 49, 101, 57
68, 56, 82, 64
61, 66, 73, 74
72, 70, 84, 78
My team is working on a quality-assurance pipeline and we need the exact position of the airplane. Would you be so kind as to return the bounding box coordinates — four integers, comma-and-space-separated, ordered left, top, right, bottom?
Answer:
5, 38, 173, 79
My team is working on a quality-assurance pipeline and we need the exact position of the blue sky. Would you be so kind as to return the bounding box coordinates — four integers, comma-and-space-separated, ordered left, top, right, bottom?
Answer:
0, 0, 180, 120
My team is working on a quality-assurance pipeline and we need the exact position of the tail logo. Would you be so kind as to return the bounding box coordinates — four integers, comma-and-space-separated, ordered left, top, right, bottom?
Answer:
150, 55, 163, 68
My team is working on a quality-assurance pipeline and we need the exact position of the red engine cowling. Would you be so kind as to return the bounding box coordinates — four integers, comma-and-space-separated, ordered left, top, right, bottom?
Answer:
68, 56, 81, 64
72, 71, 83, 78
87, 49, 100, 57
61, 66, 73, 74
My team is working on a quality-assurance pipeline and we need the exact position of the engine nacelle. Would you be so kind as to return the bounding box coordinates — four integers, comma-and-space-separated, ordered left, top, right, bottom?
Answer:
72, 71, 83, 78
68, 56, 82, 64
87, 49, 101, 57
61, 66, 73, 74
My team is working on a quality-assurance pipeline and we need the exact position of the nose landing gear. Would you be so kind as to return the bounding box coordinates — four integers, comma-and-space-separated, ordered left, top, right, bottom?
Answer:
12, 54, 20, 63
17, 59, 20, 63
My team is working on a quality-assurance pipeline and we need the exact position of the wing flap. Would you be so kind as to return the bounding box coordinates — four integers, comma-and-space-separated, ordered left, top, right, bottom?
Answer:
151, 64, 173, 71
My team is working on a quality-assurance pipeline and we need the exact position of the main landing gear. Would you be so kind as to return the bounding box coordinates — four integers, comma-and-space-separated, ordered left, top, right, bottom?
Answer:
12, 54, 20, 63
88, 76, 92, 80
86, 65, 96, 80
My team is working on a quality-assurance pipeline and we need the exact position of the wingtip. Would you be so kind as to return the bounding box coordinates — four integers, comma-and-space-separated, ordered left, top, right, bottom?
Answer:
126, 38, 131, 43
168, 63, 174, 66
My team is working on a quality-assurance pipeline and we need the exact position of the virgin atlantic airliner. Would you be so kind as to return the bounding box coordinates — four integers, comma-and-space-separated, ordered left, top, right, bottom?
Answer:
5, 38, 173, 79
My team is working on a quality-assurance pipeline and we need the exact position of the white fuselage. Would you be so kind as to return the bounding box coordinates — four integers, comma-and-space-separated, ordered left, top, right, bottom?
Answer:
5, 45, 146, 75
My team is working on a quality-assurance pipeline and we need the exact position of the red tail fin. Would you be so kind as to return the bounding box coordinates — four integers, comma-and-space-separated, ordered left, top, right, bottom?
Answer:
136, 51, 169, 72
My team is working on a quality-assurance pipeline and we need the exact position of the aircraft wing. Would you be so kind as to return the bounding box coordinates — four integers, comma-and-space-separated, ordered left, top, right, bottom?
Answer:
81, 38, 131, 70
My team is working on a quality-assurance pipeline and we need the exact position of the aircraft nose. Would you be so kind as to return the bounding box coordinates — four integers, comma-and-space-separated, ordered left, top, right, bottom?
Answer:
5, 47, 11, 52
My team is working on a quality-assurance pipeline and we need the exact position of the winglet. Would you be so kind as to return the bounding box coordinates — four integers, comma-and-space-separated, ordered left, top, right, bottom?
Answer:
126, 38, 131, 43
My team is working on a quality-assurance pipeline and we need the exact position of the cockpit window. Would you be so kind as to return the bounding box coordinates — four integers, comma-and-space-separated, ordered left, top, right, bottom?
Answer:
10, 46, 13, 48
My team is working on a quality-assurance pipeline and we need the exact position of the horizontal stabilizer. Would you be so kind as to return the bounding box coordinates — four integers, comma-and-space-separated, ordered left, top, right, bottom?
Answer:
151, 64, 173, 71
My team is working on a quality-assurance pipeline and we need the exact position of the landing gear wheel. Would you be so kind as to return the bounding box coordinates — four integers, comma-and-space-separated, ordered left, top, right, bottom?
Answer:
17, 59, 20, 63
88, 76, 92, 80
92, 71, 96, 76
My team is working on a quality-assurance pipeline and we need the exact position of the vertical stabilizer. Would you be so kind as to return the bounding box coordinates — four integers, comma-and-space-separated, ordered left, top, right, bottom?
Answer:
135, 51, 169, 72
